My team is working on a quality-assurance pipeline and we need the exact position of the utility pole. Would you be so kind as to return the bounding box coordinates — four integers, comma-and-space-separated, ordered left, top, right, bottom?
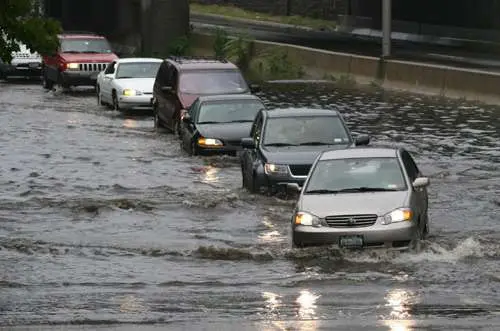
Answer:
381, 0, 392, 58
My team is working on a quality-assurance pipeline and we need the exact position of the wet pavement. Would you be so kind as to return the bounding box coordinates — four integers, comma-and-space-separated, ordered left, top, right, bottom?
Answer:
0, 81, 499, 330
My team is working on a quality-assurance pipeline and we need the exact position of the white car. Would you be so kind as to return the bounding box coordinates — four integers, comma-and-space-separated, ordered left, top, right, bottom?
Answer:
0, 41, 42, 80
96, 57, 162, 110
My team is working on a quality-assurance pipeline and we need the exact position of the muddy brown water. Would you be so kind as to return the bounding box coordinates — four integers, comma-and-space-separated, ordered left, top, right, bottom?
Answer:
0, 81, 498, 330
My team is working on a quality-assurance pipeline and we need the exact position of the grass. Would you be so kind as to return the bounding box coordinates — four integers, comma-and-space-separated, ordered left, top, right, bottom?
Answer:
190, 3, 336, 31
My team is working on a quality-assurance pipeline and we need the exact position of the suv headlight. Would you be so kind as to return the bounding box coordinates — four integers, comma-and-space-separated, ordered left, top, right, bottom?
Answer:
264, 163, 289, 176
294, 211, 321, 227
123, 89, 142, 96
66, 62, 79, 70
382, 208, 413, 225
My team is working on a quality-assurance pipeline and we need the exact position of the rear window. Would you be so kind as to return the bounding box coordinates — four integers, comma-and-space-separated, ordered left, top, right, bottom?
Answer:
179, 70, 249, 94
60, 38, 113, 54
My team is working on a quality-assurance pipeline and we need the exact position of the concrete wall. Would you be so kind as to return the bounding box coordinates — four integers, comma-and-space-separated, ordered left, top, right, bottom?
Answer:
191, 32, 500, 104
191, 0, 347, 20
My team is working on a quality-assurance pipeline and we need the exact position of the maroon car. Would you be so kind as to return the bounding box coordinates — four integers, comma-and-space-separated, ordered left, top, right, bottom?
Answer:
152, 56, 257, 135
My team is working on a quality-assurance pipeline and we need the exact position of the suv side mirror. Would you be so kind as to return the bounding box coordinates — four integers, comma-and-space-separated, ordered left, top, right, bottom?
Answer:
355, 134, 370, 146
413, 177, 430, 188
161, 86, 173, 93
241, 137, 255, 149
182, 113, 191, 122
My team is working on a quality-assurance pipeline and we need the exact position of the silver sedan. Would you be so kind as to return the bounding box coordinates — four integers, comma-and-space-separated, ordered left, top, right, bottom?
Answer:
288, 147, 430, 250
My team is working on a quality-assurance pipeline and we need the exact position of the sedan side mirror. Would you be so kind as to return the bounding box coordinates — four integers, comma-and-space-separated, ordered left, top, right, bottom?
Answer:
355, 134, 370, 146
413, 177, 430, 188
286, 183, 302, 193
250, 84, 261, 93
161, 86, 173, 93
241, 137, 256, 149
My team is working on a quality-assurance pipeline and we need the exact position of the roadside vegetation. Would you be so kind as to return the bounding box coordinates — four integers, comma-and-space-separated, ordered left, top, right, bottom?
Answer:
0, 0, 61, 62
190, 3, 336, 31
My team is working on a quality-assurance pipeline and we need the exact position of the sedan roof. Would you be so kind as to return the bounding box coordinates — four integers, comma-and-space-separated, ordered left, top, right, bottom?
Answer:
198, 94, 262, 103
266, 108, 340, 118
117, 58, 163, 64
319, 148, 399, 161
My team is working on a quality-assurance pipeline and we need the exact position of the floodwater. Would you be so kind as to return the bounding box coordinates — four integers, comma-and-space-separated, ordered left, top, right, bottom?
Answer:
0, 81, 498, 330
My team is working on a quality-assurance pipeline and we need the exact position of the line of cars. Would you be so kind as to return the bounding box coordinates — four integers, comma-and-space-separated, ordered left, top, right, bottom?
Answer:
2, 31, 431, 251
96, 54, 430, 251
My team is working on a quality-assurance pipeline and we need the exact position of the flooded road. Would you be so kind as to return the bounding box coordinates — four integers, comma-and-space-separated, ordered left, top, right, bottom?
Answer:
0, 81, 499, 330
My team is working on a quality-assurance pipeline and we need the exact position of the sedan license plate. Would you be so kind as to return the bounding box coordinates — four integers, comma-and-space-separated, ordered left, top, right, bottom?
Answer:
339, 235, 364, 249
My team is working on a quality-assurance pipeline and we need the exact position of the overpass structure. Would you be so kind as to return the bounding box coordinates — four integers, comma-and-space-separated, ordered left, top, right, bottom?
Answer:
42, 0, 189, 56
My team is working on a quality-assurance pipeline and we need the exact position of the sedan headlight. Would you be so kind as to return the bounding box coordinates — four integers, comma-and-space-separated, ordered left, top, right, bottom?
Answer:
198, 137, 223, 147
264, 163, 289, 176
294, 211, 322, 227
382, 208, 413, 225
123, 89, 143, 96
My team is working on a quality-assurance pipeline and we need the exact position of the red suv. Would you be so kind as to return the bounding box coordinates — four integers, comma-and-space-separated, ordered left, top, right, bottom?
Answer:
152, 56, 257, 135
42, 32, 118, 89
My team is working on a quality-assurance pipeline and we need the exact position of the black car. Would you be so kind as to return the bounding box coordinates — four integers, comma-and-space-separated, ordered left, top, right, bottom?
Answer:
180, 94, 266, 156
240, 108, 370, 194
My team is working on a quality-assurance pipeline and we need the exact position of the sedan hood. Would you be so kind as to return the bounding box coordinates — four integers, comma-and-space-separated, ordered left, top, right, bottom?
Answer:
263, 145, 350, 164
299, 191, 409, 217
60, 53, 118, 63
197, 122, 253, 141
116, 78, 155, 93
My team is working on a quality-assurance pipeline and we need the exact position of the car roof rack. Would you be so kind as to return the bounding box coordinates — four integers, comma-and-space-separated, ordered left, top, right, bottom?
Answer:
167, 55, 228, 64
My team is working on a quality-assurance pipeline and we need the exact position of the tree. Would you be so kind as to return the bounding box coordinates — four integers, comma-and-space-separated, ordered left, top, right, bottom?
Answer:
142, 0, 190, 56
0, 0, 62, 62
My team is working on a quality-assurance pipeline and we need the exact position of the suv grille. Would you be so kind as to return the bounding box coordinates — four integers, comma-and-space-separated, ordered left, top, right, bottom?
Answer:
289, 164, 311, 177
325, 214, 378, 228
78, 63, 108, 72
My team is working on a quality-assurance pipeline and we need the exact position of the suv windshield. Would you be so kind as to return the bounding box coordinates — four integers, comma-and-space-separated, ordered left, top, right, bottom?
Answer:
263, 116, 351, 146
60, 38, 113, 54
197, 100, 265, 124
179, 70, 249, 94
115, 62, 161, 79
305, 157, 408, 194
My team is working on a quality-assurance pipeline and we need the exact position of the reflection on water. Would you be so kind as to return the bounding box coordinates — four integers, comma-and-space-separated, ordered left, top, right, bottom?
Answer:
263, 291, 281, 313
383, 289, 417, 331
201, 165, 219, 183
296, 289, 320, 319
123, 119, 138, 128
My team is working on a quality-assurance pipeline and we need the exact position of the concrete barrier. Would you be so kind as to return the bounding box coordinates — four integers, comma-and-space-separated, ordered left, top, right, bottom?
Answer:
191, 32, 500, 104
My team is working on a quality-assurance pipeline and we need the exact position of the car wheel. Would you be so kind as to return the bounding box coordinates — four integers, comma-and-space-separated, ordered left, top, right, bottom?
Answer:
96, 86, 105, 106
190, 140, 198, 156
422, 214, 430, 239
291, 234, 303, 249
112, 93, 120, 111
409, 218, 424, 252
42, 72, 54, 90
171, 118, 180, 135
248, 172, 259, 194
0, 70, 5, 81
241, 167, 247, 188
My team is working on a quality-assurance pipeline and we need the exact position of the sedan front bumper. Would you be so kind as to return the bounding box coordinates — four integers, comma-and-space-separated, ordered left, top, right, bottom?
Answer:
1, 63, 42, 78
293, 221, 416, 248
118, 94, 154, 109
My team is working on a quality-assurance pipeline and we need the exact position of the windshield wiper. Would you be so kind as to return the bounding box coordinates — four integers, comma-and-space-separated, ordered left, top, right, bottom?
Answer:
305, 189, 340, 194
229, 119, 253, 123
197, 121, 223, 124
62, 51, 83, 53
264, 142, 298, 147
116, 76, 134, 79
306, 187, 398, 194
298, 141, 334, 146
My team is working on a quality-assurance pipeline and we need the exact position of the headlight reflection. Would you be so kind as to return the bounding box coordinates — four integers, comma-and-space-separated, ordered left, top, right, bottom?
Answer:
296, 289, 320, 319
201, 165, 219, 183
382, 288, 416, 331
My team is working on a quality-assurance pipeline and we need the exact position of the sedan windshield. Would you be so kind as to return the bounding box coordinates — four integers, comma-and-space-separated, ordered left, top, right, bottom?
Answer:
197, 100, 265, 124
115, 62, 161, 79
60, 39, 113, 54
305, 157, 407, 194
263, 116, 351, 146
179, 70, 249, 94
